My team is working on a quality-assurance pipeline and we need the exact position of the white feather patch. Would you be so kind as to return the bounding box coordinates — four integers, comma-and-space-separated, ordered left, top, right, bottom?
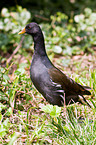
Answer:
50, 79, 62, 88
50, 79, 64, 101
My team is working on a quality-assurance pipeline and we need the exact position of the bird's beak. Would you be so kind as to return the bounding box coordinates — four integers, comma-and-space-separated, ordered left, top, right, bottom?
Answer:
18, 28, 26, 34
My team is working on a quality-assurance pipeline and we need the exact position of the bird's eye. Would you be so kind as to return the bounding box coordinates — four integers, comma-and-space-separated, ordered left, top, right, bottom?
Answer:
27, 26, 31, 29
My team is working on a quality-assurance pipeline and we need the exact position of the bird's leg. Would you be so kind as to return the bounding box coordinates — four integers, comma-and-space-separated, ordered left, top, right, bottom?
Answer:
63, 93, 67, 118
64, 93, 66, 106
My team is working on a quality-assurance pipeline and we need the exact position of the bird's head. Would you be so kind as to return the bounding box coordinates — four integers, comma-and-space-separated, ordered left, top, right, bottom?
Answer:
18, 22, 41, 36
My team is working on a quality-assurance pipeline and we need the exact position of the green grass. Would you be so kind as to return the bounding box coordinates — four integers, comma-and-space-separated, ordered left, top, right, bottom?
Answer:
0, 52, 96, 144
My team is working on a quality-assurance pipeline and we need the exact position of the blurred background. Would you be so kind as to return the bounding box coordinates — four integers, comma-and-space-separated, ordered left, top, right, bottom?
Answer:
0, 0, 96, 55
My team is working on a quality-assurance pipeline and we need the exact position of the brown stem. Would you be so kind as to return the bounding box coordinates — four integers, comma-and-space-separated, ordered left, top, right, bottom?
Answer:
7, 36, 25, 64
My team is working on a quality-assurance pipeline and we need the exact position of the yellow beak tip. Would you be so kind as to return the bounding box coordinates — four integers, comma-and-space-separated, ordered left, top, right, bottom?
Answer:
18, 28, 26, 35
18, 32, 22, 35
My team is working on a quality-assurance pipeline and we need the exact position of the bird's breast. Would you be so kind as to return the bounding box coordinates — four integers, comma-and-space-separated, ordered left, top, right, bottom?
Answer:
30, 57, 51, 94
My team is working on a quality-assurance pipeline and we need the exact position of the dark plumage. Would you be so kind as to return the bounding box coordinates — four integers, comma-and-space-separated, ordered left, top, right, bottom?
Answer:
18, 22, 91, 107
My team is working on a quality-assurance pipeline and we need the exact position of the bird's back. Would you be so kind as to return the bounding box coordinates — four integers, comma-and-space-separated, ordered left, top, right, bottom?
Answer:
30, 53, 91, 106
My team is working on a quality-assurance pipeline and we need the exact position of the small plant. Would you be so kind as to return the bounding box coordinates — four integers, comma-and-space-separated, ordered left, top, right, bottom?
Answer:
41, 104, 61, 117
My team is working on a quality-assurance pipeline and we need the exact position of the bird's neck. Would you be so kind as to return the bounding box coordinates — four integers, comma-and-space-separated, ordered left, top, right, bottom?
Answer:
32, 32, 46, 56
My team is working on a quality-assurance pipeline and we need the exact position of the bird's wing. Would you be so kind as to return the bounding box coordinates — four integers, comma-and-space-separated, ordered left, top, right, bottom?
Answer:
48, 67, 91, 95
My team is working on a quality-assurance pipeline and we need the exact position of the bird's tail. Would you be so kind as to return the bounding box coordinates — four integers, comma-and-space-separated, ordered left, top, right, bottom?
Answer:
80, 85, 91, 95
83, 86, 91, 91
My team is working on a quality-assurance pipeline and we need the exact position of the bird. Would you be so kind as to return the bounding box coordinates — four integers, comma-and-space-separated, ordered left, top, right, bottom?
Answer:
18, 22, 91, 107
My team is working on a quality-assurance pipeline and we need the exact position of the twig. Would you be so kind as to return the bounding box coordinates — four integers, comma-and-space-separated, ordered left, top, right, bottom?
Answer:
7, 36, 25, 64
35, 14, 49, 21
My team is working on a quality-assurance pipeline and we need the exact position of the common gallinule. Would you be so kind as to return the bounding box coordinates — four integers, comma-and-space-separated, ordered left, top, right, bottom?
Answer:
18, 22, 91, 107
